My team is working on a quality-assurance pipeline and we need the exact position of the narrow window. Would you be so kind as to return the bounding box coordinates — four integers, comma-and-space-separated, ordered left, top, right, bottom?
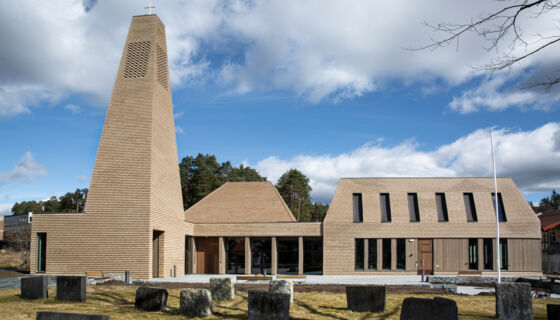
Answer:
492, 193, 507, 222
382, 239, 391, 269
500, 238, 508, 270
468, 239, 478, 270
483, 238, 493, 270
368, 239, 377, 270
355, 239, 364, 270
435, 193, 449, 222
464, 193, 478, 222
37, 233, 47, 273
353, 193, 363, 222
396, 239, 406, 270
380, 193, 391, 222
408, 193, 420, 222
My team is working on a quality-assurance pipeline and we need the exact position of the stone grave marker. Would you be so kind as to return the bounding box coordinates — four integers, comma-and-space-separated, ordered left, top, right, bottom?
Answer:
134, 287, 168, 311
346, 285, 386, 312
495, 283, 532, 320
248, 290, 290, 320
180, 289, 212, 317
269, 280, 294, 303
56, 276, 86, 302
209, 277, 235, 301
400, 296, 458, 320
21, 276, 48, 299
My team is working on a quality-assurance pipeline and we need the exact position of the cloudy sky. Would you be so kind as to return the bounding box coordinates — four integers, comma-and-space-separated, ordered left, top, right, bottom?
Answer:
1, 0, 559, 214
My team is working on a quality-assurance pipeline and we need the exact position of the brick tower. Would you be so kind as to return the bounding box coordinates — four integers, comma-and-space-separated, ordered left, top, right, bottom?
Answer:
31, 15, 186, 279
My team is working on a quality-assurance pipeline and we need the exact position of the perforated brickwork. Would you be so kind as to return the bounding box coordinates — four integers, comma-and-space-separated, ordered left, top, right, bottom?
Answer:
156, 44, 169, 89
124, 41, 151, 78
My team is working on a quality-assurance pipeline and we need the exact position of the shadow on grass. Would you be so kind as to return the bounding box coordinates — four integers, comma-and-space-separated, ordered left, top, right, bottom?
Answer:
89, 290, 131, 305
296, 300, 348, 320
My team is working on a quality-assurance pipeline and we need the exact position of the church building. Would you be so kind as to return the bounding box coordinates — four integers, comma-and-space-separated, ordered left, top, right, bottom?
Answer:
30, 14, 541, 279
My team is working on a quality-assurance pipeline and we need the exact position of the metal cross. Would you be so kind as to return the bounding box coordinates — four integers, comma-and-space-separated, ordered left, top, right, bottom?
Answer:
145, 1, 155, 15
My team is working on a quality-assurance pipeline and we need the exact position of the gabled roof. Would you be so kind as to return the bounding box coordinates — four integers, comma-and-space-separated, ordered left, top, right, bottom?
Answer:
184, 182, 296, 223
539, 209, 560, 231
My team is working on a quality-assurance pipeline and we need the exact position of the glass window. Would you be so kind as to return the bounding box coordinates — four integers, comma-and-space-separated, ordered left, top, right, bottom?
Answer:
464, 193, 478, 222
37, 233, 46, 273
483, 238, 493, 270
492, 193, 507, 222
436, 193, 449, 222
226, 237, 245, 274
382, 239, 391, 269
500, 238, 508, 270
277, 237, 298, 275
380, 193, 391, 222
353, 193, 363, 222
355, 239, 364, 270
468, 239, 478, 270
408, 193, 420, 222
303, 237, 323, 275
251, 238, 271, 275
396, 239, 406, 270
368, 239, 377, 270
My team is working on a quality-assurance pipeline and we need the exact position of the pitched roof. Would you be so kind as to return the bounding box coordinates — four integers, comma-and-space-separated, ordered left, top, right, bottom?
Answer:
184, 182, 296, 223
539, 209, 560, 231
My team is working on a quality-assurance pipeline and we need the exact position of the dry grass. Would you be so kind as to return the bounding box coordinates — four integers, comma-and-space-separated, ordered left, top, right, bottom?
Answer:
0, 285, 557, 319
0, 251, 27, 271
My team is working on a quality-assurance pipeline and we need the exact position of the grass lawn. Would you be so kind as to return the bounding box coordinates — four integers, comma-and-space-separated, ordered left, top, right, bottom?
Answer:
0, 285, 558, 319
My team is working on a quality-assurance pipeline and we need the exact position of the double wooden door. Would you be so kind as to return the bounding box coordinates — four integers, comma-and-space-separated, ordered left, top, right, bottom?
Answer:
417, 239, 433, 275
196, 237, 219, 274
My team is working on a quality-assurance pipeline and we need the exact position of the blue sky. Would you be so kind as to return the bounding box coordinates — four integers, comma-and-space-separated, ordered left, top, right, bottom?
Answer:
1, 0, 559, 214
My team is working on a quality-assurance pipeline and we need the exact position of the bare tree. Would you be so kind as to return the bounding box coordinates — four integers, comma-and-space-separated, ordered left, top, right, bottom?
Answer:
413, 0, 560, 91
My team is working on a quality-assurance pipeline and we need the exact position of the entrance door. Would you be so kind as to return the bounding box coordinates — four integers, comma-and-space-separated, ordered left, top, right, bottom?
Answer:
196, 237, 219, 274
153, 231, 164, 278
417, 239, 433, 275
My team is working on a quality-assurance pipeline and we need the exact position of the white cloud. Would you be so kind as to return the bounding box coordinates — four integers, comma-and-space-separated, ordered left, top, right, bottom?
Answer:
0, 152, 48, 185
64, 104, 81, 113
0, 203, 13, 216
1, 0, 558, 115
175, 126, 184, 134
78, 175, 88, 183
254, 122, 560, 203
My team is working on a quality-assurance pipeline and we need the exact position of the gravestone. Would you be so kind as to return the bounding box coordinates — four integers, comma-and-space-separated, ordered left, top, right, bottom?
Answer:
180, 289, 212, 317
269, 280, 294, 303
21, 276, 48, 299
56, 276, 86, 302
36, 312, 109, 320
248, 290, 290, 320
400, 296, 458, 320
134, 287, 168, 311
495, 283, 532, 320
209, 277, 235, 301
547, 304, 560, 320
346, 285, 386, 312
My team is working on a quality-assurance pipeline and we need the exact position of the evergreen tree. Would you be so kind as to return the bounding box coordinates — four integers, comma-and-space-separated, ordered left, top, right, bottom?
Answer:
275, 169, 312, 221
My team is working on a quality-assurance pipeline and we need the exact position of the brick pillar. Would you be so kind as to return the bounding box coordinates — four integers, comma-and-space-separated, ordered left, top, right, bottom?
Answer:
219, 237, 226, 274
298, 237, 304, 275
245, 237, 252, 275
377, 239, 383, 270
391, 239, 397, 270
190, 237, 197, 274
364, 239, 369, 270
271, 237, 277, 275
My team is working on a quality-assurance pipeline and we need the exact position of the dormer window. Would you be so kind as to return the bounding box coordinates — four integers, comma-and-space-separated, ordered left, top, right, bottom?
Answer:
353, 193, 363, 223
408, 193, 420, 222
464, 193, 478, 222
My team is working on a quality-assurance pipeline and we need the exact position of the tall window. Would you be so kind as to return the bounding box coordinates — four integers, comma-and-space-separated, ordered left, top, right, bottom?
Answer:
408, 193, 420, 222
382, 239, 391, 269
353, 193, 363, 223
226, 237, 246, 274
355, 239, 364, 270
277, 237, 298, 275
483, 238, 493, 270
368, 239, 377, 270
396, 239, 406, 270
435, 193, 449, 222
464, 193, 478, 222
492, 193, 507, 222
380, 193, 391, 222
500, 238, 508, 270
37, 233, 47, 273
468, 239, 478, 270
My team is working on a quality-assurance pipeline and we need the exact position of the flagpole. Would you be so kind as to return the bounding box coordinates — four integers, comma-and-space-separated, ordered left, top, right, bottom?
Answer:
490, 129, 501, 283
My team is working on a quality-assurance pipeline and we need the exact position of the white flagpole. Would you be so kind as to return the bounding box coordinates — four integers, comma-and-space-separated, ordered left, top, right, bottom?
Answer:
491, 129, 501, 283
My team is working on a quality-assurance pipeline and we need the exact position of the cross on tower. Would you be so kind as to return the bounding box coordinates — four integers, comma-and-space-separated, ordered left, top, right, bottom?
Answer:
145, 1, 155, 15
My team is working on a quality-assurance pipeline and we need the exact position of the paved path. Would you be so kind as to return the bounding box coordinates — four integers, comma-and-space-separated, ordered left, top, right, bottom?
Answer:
148, 274, 424, 286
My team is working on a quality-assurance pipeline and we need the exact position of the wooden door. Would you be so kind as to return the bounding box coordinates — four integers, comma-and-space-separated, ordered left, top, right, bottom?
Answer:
417, 239, 433, 275
196, 238, 219, 274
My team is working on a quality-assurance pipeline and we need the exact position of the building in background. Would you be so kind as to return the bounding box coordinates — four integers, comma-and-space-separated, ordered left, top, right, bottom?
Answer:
3, 213, 32, 252
539, 209, 560, 273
